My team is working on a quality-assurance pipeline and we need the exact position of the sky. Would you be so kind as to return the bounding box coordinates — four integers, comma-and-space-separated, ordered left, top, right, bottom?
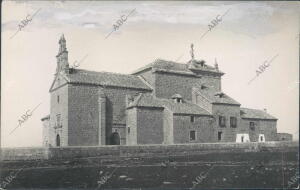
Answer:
1, 1, 299, 147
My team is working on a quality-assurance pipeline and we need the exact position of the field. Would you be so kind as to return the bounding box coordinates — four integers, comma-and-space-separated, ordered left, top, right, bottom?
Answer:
0, 145, 299, 189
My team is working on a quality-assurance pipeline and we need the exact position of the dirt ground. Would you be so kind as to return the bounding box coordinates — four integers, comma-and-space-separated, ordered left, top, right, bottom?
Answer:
0, 149, 299, 189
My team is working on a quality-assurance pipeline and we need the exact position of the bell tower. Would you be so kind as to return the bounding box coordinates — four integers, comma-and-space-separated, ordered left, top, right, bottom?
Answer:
56, 34, 69, 73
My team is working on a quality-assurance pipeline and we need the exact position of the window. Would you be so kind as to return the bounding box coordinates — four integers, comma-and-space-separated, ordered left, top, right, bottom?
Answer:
175, 98, 182, 103
250, 122, 255, 131
190, 131, 196, 141
201, 85, 207, 89
128, 127, 130, 134
218, 132, 222, 141
57, 95, 60, 103
219, 116, 226, 127
230, 117, 237, 128
191, 116, 195, 123
241, 136, 244, 142
258, 134, 265, 142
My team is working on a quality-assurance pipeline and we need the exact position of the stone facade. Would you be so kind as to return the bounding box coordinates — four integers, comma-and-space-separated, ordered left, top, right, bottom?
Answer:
276, 133, 293, 141
41, 115, 50, 147
212, 104, 242, 142
50, 81, 68, 146
241, 118, 277, 142
41, 36, 292, 147
136, 107, 164, 144
173, 115, 214, 143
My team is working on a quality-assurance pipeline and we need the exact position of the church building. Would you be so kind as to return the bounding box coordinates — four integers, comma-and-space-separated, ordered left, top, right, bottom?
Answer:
41, 35, 292, 147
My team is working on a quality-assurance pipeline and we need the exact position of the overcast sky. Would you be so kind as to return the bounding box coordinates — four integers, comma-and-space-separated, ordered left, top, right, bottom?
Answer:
1, 1, 299, 147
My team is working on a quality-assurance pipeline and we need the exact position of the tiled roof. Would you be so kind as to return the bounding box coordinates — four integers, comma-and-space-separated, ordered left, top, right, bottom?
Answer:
67, 69, 152, 90
172, 94, 183, 99
127, 93, 164, 109
240, 108, 277, 120
194, 88, 241, 105
128, 93, 211, 116
132, 59, 223, 75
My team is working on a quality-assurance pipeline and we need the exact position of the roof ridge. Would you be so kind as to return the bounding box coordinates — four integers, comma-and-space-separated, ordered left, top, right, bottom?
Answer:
75, 69, 139, 78
137, 76, 154, 89
184, 99, 212, 114
192, 87, 214, 103
134, 93, 143, 106
131, 59, 187, 74
241, 107, 264, 111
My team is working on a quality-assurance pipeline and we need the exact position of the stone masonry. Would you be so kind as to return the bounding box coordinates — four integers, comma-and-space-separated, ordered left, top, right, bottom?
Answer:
41, 36, 292, 147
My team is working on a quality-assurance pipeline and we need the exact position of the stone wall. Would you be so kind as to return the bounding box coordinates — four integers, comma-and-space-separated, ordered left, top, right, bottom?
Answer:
154, 72, 221, 101
212, 104, 242, 142
68, 84, 100, 146
50, 83, 68, 147
2, 141, 298, 161
241, 118, 277, 142
173, 114, 214, 143
136, 107, 164, 144
102, 86, 151, 144
41, 118, 50, 147
1, 148, 49, 160
163, 108, 174, 144
126, 108, 137, 145
67, 83, 151, 146
277, 133, 293, 141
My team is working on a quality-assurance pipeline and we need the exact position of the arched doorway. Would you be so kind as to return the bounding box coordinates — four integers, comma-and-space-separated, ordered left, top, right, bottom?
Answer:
56, 134, 60, 147
110, 132, 120, 145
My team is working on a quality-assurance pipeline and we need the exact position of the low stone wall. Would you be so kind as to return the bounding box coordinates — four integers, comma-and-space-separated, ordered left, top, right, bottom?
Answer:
1, 141, 298, 161
277, 133, 293, 141
1, 147, 48, 161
